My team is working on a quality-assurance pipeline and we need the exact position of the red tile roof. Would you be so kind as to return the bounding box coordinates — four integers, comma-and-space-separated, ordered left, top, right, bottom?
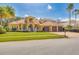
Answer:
8, 20, 26, 25
40, 21, 57, 26
8, 19, 58, 26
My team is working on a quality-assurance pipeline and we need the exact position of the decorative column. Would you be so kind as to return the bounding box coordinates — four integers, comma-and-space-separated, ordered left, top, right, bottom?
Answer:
32, 24, 35, 32
40, 25, 43, 31
56, 25, 59, 32
26, 24, 29, 31
49, 26, 52, 32
21, 24, 23, 31
8, 25, 12, 31
17, 25, 20, 31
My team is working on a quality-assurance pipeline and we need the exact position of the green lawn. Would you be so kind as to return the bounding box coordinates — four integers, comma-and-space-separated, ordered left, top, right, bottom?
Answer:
0, 32, 64, 42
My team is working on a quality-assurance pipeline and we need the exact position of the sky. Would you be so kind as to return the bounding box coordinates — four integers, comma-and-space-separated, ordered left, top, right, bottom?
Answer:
0, 3, 79, 20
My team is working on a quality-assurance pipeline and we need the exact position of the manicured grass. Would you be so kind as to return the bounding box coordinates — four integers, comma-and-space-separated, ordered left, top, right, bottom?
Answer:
0, 32, 64, 42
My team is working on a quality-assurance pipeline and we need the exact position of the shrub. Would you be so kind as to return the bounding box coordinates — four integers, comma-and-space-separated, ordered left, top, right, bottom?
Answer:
65, 25, 73, 31
4, 26, 9, 32
0, 25, 6, 34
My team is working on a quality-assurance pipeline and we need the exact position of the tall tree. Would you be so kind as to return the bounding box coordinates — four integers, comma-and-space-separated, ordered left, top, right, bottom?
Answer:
25, 16, 36, 31
5, 6, 15, 19
0, 6, 5, 25
5, 6, 15, 23
0, 5, 15, 26
73, 9, 79, 28
67, 3, 74, 26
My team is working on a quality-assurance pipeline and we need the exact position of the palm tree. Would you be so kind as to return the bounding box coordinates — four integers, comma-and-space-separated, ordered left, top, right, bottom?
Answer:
0, 6, 5, 25
5, 6, 15, 24
73, 9, 79, 28
0, 5, 15, 26
5, 6, 15, 19
25, 16, 36, 31
67, 3, 74, 26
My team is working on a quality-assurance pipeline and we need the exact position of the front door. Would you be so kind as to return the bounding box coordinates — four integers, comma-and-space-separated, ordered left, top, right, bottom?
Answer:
29, 24, 34, 32
43, 26, 49, 32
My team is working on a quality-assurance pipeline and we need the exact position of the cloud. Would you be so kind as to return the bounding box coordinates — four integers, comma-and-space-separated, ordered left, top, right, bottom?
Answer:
24, 14, 29, 17
48, 4, 52, 10
36, 17, 40, 20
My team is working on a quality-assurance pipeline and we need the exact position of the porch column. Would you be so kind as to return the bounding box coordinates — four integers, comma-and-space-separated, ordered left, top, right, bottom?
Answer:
26, 24, 29, 31
8, 25, 12, 31
21, 24, 23, 31
56, 25, 59, 32
32, 24, 35, 32
40, 26, 43, 31
17, 25, 20, 31
49, 26, 52, 32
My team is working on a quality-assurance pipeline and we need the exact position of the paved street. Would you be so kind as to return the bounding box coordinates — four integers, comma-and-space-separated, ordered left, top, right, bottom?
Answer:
0, 32, 79, 55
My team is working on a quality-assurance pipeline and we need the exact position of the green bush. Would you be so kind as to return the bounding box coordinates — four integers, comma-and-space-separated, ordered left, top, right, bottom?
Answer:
4, 26, 9, 32
65, 25, 73, 31
0, 25, 6, 34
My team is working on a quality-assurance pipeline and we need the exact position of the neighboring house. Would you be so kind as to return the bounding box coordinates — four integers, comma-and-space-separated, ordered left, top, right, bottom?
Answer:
8, 16, 63, 32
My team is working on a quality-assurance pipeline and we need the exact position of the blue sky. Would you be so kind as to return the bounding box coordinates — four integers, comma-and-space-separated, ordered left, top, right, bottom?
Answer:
0, 3, 79, 20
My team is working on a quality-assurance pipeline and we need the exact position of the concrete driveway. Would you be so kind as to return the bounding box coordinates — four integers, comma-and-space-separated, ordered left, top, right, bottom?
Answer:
52, 32, 79, 38
0, 36, 79, 55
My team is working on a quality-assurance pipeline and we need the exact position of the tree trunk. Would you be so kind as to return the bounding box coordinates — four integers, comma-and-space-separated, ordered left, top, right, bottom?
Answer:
74, 13, 77, 28
0, 18, 2, 26
69, 11, 72, 26
0, 15, 3, 26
